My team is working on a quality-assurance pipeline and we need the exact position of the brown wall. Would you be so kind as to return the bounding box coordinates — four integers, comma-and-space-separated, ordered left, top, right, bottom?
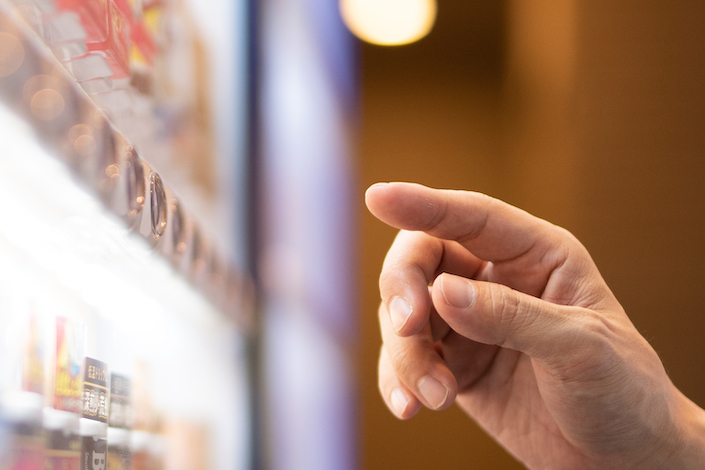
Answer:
358, 1, 705, 469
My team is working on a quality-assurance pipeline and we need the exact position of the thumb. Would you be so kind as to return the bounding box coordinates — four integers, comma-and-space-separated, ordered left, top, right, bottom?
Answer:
432, 273, 583, 362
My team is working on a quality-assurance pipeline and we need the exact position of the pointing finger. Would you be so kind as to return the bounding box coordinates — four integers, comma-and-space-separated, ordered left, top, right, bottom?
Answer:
366, 182, 566, 264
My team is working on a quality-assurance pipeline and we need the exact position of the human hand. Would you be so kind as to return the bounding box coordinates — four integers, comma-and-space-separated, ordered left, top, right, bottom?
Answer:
366, 182, 705, 470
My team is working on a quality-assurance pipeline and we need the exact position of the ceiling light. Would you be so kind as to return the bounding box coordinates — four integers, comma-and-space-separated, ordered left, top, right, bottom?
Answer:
339, 0, 437, 46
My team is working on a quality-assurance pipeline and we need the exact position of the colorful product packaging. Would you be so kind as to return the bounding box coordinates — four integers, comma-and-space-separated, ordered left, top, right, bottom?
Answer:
53, 317, 85, 415
85, 0, 133, 80
108, 374, 132, 470
43, 408, 81, 470
79, 417, 108, 470
82, 357, 109, 423
21, 310, 44, 396
55, 0, 110, 44
0, 392, 45, 470
109, 374, 131, 430
107, 426, 132, 470
130, 362, 164, 470
0, 298, 46, 470
80, 357, 109, 470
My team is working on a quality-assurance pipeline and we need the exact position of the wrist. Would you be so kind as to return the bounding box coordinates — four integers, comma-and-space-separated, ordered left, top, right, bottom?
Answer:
619, 385, 705, 470
670, 390, 705, 469
633, 386, 705, 470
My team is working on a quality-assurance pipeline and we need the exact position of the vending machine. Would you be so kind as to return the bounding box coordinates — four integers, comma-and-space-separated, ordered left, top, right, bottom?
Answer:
0, 0, 253, 468
0, 0, 357, 468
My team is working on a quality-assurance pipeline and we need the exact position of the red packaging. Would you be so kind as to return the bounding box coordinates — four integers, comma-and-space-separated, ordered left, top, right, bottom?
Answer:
55, 0, 134, 79
85, 0, 133, 79
55, 0, 110, 43
131, 19, 156, 66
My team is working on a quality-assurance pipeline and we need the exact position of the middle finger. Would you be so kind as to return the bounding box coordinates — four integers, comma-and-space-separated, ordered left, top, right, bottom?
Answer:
380, 230, 485, 336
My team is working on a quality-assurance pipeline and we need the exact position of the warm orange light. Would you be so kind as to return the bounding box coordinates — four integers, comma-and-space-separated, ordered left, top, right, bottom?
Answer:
105, 164, 120, 178
339, 0, 437, 46
75, 134, 97, 157
69, 124, 93, 143
0, 32, 24, 77
30, 89, 65, 121
24, 75, 51, 101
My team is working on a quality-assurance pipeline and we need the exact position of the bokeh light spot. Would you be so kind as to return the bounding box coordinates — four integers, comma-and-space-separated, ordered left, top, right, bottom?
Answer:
339, 0, 437, 46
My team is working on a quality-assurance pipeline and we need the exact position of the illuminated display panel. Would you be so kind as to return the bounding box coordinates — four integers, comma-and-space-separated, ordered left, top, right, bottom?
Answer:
0, 0, 253, 468
259, 1, 357, 469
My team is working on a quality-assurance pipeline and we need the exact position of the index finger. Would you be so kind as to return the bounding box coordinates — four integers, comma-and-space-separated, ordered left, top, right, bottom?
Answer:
365, 182, 560, 263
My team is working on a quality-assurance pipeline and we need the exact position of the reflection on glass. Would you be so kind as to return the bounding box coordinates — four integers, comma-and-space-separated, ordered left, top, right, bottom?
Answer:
124, 147, 145, 219
68, 123, 92, 143
0, 31, 24, 77
88, 107, 109, 130
169, 198, 186, 255
105, 164, 119, 178
29, 88, 64, 121
64, 123, 94, 165
149, 172, 167, 239
208, 251, 226, 302
74, 133, 97, 157
190, 227, 208, 279
22, 75, 59, 102
24, 75, 66, 122
96, 122, 117, 193
95, 117, 114, 163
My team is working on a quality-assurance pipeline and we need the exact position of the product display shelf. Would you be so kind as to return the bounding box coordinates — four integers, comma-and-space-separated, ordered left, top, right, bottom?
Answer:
0, 0, 253, 330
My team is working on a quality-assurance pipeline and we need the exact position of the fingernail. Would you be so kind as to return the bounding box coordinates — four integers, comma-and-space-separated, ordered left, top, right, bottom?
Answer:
418, 376, 450, 410
390, 388, 409, 417
440, 275, 475, 309
389, 297, 413, 333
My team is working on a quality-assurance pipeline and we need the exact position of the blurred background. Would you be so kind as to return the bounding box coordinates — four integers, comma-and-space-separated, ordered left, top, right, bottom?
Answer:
357, 1, 705, 469
0, 0, 704, 469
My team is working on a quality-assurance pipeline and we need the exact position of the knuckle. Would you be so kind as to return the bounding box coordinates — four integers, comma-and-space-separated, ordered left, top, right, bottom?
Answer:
379, 256, 425, 294
378, 261, 407, 297
580, 312, 618, 353
487, 284, 542, 348
456, 194, 492, 244
420, 197, 448, 233
473, 192, 496, 213
552, 225, 578, 243
488, 284, 519, 344
386, 340, 415, 379
377, 347, 395, 391
558, 310, 621, 377
552, 226, 593, 265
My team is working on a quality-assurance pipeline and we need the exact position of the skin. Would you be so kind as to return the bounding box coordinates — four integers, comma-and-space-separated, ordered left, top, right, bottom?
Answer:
366, 182, 705, 470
